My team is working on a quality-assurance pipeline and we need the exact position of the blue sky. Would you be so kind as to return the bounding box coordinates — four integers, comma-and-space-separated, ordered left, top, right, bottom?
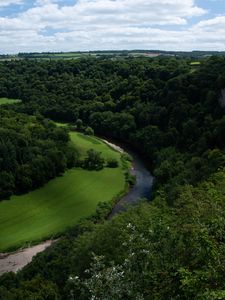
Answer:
197, 0, 224, 14
0, 0, 225, 53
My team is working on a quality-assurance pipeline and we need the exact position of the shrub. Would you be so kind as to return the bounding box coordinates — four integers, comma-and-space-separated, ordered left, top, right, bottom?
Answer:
83, 149, 105, 170
84, 127, 94, 136
121, 152, 133, 162
107, 158, 118, 168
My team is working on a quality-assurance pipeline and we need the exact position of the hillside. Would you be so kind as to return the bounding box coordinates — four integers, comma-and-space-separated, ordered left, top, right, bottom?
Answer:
0, 56, 225, 299
0, 131, 126, 252
0, 109, 75, 200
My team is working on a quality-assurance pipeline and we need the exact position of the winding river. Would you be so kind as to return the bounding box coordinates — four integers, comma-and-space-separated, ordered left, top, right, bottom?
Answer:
0, 139, 153, 275
108, 143, 154, 217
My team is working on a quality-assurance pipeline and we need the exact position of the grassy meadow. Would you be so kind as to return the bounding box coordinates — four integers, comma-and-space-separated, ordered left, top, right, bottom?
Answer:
70, 132, 119, 159
0, 132, 126, 252
190, 61, 201, 66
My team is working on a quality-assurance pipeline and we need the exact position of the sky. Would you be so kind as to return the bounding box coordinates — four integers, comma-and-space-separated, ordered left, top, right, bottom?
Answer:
0, 0, 225, 54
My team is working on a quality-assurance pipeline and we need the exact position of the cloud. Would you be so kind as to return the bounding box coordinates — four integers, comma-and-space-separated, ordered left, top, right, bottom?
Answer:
0, 0, 225, 53
35, 0, 60, 5
0, 0, 23, 7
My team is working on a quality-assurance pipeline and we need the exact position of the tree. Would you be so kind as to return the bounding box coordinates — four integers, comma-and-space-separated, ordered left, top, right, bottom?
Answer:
0, 108, 77, 200
84, 126, 94, 136
76, 119, 83, 131
5, 276, 60, 300
83, 149, 104, 170
0, 171, 15, 199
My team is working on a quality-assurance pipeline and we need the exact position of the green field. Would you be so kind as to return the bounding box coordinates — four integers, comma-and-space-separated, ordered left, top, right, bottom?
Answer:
27, 52, 90, 60
70, 133, 120, 159
18, 52, 127, 61
0, 98, 21, 105
0, 132, 126, 252
190, 61, 201, 66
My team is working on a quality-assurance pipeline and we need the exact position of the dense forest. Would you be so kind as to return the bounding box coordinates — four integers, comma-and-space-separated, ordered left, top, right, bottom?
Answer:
0, 109, 77, 200
1, 168, 225, 299
1, 57, 225, 198
1, 56, 225, 299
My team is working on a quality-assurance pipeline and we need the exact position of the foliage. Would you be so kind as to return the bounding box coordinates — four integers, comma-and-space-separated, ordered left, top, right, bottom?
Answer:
82, 149, 105, 170
2, 169, 225, 299
1, 57, 225, 194
0, 132, 126, 252
84, 126, 94, 136
121, 152, 132, 162
66, 170, 225, 299
1, 56, 225, 298
0, 109, 76, 200
106, 158, 118, 168
0, 275, 59, 300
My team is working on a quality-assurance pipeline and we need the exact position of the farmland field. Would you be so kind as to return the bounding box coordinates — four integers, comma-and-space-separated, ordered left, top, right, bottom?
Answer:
0, 132, 126, 252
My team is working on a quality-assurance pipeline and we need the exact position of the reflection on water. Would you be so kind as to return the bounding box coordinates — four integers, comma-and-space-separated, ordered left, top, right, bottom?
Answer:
110, 147, 154, 218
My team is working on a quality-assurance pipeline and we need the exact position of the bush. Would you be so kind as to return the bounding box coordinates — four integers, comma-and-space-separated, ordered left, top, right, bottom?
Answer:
121, 152, 133, 162
125, 171, 136, 185
83, 149, 105, 170
107, 158, 118, 168
84, 127, 94, 136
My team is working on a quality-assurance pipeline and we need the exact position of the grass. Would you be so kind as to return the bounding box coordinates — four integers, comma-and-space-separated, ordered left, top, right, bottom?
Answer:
0, 98, 21, 105
70, 133, 120, 159
27, 53, 89, 60
0, 132, 126, 252
54, 122, 69, 127
190, 61, 201, 66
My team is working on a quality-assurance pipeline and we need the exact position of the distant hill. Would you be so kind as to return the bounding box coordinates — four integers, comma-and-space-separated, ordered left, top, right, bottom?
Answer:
1, 50, 225, 61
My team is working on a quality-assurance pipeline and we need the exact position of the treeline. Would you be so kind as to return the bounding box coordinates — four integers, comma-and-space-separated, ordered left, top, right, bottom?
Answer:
1, 169, 225, 299
1, 57, 225, 199
17, 50, 225, 59
0, 109, 77, 200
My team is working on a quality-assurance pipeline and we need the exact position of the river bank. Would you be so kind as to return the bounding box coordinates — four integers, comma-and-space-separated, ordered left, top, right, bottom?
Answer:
0, 240, 55, 275
0, 137, 153, 275
110, 147, 153, 217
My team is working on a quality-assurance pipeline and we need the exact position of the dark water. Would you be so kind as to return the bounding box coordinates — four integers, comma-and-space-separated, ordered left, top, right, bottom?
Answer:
109, 147, 154, 218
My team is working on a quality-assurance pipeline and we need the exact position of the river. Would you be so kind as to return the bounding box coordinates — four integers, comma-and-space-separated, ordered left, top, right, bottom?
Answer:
0, 139, 153, 275
108, 145, 154, 217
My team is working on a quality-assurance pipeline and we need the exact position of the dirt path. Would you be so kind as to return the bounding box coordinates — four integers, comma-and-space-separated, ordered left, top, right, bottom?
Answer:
0, 240, 55, 275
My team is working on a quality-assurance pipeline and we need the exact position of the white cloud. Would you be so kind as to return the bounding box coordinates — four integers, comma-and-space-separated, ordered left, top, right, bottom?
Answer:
0, 0, 225, 53
0, 0, 23, 7
35, 0, 60, 5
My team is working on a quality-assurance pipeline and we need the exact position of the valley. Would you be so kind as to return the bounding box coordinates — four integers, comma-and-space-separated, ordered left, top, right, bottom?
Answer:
0, 131, 127, 252
1, 56, 225, 299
